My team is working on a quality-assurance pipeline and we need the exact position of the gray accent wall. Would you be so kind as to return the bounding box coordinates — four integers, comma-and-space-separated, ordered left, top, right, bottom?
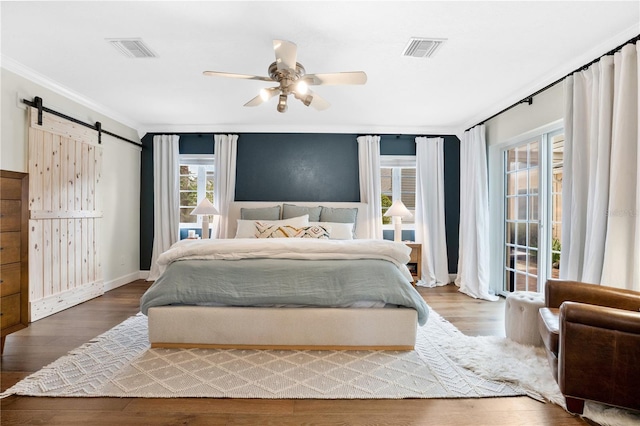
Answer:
235, 134, 360, 202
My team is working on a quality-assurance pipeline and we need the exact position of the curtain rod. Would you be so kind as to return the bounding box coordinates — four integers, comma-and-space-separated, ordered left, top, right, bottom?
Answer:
22, 97, 142, 148
465, 33, 640, 133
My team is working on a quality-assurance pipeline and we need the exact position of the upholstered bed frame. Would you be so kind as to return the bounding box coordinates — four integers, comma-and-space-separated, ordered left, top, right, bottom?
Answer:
148, 201, 420, 350
148, 306, 418, 350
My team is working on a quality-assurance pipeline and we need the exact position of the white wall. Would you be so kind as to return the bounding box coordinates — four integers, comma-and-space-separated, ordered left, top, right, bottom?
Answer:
484, 83, 564, 147
0, 68, 141, 290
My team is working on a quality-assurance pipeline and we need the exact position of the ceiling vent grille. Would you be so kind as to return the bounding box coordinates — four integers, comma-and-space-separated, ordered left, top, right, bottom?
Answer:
402, 38, 446, 58
107, 38, 157, 58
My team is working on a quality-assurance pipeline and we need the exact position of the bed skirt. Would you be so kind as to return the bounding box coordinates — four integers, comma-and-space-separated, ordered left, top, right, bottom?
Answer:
148, 306, 418, 350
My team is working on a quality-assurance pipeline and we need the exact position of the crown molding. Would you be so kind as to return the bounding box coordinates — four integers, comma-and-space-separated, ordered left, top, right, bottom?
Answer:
139, 123, 460, 137
1, 55, 144, 136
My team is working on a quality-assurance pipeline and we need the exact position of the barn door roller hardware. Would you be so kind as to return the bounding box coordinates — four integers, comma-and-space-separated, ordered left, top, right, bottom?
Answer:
22, 97, 142, 148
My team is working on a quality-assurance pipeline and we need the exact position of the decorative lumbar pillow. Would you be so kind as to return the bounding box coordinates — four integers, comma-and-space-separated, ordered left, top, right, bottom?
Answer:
282, 204, 322, 222
235, 215, 309, 238
255, 222, 330, 239
295, 224, 331, 239
255, 223, 302, 238
309, 222, 354, 240
240, 205, 281, 220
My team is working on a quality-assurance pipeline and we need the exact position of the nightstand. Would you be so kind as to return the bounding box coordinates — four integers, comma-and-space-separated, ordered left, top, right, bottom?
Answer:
405, 243, 422, 285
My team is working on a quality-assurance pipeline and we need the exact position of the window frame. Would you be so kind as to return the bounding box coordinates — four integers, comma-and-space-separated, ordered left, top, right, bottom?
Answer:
179, 154, 215, 229
380, 155, 416, 231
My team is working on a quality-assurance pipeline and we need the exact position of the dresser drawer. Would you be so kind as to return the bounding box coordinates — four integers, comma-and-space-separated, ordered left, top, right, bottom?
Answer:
1, 293, 21, 330
0, 232, 21, 265
0, 177, 22, 200
0, 262, 21, 297
0, 200, 22, 232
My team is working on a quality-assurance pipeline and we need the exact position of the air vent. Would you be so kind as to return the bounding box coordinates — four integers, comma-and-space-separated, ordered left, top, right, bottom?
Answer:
402, 38, 446, 58
107, 38, 157, 58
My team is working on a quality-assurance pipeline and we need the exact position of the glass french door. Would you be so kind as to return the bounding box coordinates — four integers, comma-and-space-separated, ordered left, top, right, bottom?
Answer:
504, 141, 540, 291
502, 130, 564, 293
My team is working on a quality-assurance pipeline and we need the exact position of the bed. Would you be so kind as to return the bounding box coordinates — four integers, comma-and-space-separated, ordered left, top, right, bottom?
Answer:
142, 202, 429, 350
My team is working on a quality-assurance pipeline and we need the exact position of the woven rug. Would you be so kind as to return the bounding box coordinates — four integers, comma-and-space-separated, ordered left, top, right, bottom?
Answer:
4, 309, 639, 425
1, 309, 523, 399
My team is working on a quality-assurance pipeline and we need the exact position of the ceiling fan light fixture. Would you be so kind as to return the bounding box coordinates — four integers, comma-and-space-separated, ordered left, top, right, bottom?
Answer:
296, 81, 309, 94
277, 94, 288, 113
203, 39, 366, 111
301, 95, 313, 107
293, 91, 313, 107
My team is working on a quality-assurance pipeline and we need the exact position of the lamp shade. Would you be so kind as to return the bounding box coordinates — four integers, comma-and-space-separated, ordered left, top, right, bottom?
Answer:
383, 200, 413, 218
190, 198, 219, 216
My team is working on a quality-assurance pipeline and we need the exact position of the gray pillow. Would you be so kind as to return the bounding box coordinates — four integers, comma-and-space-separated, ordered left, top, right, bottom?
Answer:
240, 205, 281, 220
320, 206, 358, 225
282, 204, 322, 222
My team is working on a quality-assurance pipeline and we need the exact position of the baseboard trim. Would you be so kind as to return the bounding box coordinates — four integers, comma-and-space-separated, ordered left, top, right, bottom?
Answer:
104, 272, 143, 292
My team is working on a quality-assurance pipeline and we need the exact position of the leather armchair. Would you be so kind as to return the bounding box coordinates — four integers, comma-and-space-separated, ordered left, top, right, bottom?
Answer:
538, 279, 640, 414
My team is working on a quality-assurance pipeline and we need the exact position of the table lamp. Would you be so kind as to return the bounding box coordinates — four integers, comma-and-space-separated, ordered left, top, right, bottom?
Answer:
383, 200, 413, 242
190, 198, 219, 239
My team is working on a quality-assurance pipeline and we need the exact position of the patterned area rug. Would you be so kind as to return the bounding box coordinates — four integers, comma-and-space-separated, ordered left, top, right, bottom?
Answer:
1, 309, 523, 399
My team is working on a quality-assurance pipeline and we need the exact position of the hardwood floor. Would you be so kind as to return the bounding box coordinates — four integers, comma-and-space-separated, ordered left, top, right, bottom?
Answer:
0, 281, 589, 425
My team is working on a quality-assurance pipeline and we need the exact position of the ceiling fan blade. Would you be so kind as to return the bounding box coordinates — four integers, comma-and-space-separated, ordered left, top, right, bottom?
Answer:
244, 87, 280, 107
203, 71, 273, 82
273, 40, 297, 71
308, 90, 330, 111
302, 71, 367, 86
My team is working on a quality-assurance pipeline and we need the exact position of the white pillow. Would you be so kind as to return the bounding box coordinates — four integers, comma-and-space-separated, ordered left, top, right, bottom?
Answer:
235, 215, 309, 238
309, 222, 354, 240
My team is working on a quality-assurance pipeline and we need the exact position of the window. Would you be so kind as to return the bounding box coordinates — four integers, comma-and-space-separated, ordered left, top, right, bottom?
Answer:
549, 133, 564, 279
501, 129, 563, 292
179, 155, 214, 227
380, 156, 416, 227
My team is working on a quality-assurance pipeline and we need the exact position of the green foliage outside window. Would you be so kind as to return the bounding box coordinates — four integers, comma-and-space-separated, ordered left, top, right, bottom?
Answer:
552, 238, 561, 266
179, 164, 214, 223
381, 194, 392, 224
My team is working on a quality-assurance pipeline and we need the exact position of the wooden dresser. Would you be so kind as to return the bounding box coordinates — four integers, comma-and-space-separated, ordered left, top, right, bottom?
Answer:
1, 170, 29, 353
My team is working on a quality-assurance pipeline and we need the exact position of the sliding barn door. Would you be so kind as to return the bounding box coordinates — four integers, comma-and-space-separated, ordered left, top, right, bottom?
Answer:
28, 107, 103, 321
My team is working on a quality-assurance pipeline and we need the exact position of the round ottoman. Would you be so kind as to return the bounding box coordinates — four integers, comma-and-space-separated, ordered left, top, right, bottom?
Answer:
504, 291, 545, 346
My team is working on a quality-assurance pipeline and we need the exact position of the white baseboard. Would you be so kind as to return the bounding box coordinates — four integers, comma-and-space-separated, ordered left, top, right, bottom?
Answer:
139, 270, 150, 281
104, 271, 143, 292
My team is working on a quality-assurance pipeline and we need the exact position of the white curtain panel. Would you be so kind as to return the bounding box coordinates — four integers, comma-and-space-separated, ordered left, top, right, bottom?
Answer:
414, 137, 449, 286
357, 135, 383, 239
214, 134, 238, 239
148, 135, 180, 281
455, 126, 498, 301
561, 42, 639, 290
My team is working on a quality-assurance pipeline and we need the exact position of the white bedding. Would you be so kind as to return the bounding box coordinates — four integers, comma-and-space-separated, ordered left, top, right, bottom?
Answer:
155, 238, 413, 281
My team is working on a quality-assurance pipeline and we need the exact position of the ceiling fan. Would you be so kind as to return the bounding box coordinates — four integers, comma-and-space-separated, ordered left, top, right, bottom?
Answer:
203, 40, 367, 113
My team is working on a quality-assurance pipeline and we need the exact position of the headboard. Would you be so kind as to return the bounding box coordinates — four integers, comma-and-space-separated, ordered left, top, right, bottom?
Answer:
228, 202, 370, 239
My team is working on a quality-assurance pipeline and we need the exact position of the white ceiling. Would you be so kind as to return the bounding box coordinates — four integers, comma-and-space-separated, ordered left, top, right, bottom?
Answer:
1, 1, 638, 137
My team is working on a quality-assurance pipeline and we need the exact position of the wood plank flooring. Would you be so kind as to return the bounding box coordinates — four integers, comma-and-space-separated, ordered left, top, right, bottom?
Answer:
1, 281, 589, 425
